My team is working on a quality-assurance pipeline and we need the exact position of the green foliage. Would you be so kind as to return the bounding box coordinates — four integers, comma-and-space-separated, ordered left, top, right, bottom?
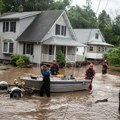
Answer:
67, 5, 98, 28
56, 50, 65, 67
98, 11, 120, 46
0, 0, 3, 14
2, 0, 71, 12
16, 57, 25, 66
11, 54, 30, 66
103, 47, 120, 66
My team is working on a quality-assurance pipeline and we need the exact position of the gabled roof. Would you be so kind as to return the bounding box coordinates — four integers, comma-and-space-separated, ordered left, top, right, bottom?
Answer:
17, 10, 64, 43
0, 11, 41, 20
74, 29, 105, 44
88, 41, 113, 46
42, 36, 86, 47
74, 29, 113, 46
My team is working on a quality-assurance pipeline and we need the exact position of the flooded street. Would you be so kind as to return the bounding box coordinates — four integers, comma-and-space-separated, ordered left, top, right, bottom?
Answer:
0, 64, 120, 120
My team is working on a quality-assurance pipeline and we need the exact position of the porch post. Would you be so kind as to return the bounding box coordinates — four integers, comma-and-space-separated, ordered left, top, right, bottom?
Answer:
65, 46, 68, 76
73, 47, 77, 76
54, 45, 56, 60
37, 43, 41, 74
65, 46, 68, 59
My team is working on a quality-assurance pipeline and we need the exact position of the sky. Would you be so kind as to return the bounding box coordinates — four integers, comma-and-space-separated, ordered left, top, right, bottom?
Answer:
71, 0, 120, 18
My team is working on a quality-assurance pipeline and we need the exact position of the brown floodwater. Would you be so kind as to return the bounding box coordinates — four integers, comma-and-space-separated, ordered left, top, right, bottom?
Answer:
0, 64, 120, 120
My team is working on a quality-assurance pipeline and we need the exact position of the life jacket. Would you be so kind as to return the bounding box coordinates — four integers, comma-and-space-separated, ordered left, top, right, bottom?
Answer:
85, 68, 95, 79
50, 64, 59, 71
50, 63, 59, 75
102, 62, 108, 69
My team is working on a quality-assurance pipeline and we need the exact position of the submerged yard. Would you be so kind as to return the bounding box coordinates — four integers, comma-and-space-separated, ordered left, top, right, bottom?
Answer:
0, 63, 120, 120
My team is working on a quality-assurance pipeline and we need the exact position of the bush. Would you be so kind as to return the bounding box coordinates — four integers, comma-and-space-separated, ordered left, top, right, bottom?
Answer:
56, 50, 65, 68
103, 47, 120, 66
11, 54, 30, 66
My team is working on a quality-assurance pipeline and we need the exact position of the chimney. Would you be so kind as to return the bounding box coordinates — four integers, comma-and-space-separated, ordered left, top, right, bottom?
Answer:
19, 4, 23, 12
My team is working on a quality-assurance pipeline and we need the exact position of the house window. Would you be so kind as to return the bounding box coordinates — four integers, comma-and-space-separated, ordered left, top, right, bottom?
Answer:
3, 21, 16, 32
23, 43, 34, 55
89, 46, 93, 51
76, 48, 78, 51
61, 25, 66, 36
98, 47, 101, 52
10, 22, 16, 32
2, 39, 13, 54
55, 24, 60, 35
95, 33, 99, 39
55, 24, 66, 36
102, 47, 105, 52
3, 21, 9, 32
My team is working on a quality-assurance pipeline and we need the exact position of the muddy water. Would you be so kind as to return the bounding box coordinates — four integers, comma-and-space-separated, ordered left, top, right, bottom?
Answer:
0, 64, 120, 120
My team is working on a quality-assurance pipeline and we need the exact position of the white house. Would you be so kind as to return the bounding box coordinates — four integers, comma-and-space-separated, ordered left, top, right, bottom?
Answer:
74, 29, 113, 60
0, 10, 85, 64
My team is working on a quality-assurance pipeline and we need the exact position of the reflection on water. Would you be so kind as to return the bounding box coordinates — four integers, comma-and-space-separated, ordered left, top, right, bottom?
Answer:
0, 64, 120, 120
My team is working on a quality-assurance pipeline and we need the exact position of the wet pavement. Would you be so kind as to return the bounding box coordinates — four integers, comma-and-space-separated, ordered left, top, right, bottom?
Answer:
0, 64, 120, 120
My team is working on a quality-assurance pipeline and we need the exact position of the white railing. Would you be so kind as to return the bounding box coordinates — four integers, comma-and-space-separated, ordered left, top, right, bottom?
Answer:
76, 55, 85, 61
41, 54, 85, 62
66, 55, 75, 62
41, 54, 54, 62
42, 54, 77, 62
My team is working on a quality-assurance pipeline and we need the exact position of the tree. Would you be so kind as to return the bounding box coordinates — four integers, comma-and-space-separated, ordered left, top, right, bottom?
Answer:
56, 50, 65, 68
98, 10, 120, 46
0, 0, 3, 14
2, 0, 20, 12
2, 0, 72, 12
103, 47, 120, 66
67, 5, 98, 28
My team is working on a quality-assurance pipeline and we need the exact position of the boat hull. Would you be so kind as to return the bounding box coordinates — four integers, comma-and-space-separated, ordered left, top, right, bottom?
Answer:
19, 77, 91, 92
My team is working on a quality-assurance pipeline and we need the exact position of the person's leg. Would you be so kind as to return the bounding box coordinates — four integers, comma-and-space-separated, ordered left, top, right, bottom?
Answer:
45, 82, 50, 97
40, 83, 45, 97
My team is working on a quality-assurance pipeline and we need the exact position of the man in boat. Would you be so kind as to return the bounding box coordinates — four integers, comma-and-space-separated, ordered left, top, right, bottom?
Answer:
50, 59, 59, 75
102, 60, 108, 74
40, 65, 51, 97
85, 63, 95, 90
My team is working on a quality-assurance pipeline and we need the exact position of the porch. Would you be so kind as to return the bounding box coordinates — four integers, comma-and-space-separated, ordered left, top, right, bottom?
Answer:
41, 53, 83, 63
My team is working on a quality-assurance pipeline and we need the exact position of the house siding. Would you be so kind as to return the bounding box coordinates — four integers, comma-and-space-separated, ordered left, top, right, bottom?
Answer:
18, 16, 36, 36
43, 14, 73, 41
0, 15, 37, 60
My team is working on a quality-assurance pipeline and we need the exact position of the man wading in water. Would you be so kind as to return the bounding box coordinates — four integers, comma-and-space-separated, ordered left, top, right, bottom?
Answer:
102, 60, 108, 75
85, 63, 95, 90
40, 65, 51, 97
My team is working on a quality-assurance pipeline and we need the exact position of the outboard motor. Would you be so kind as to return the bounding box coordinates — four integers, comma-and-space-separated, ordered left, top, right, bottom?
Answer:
10, 87, 22, 99
0, 81, 8, 91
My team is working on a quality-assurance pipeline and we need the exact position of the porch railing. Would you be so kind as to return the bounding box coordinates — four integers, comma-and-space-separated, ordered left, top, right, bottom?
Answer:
41, 54, 84, 63
41, 54, 54, 62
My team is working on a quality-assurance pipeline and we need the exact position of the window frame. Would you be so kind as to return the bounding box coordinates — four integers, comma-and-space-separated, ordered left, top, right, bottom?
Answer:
2, 39, 14, 54
3, 21, 16, 32
95, 33, 99, 39
23, 43, 34, 55
10, 21, 16, 32
89, 46, 93, 51
55, 24, 66, 36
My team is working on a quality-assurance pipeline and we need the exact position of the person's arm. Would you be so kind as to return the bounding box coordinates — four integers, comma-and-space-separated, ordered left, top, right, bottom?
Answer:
42, 70, 50, 76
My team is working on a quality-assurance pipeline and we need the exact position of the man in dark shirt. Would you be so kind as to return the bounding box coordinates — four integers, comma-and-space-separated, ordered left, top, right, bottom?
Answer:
85, 63, 95, 90
40, 65, 51, 97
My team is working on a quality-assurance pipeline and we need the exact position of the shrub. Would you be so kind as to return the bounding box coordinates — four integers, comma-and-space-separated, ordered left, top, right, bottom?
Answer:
56, 50, 65, 68
103, 47, 120, 66
11, 54, 30, 66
